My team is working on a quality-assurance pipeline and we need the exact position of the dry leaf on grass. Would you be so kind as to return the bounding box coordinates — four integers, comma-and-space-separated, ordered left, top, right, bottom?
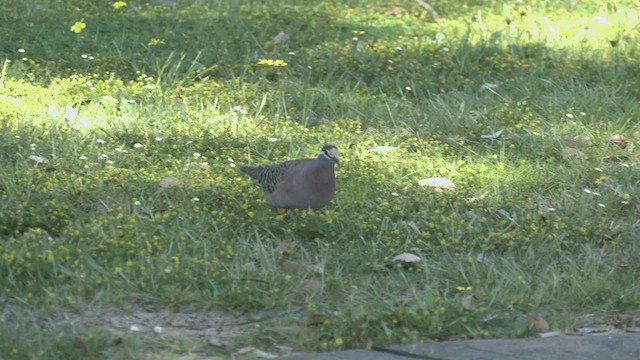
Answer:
391, 253, 421, 263
480, 129, 504, 140
462, 294, 476, 310
418, 177, 456, 193
528, 315, 550, 331
28, 155, 49, 164
609, 134, 627, 148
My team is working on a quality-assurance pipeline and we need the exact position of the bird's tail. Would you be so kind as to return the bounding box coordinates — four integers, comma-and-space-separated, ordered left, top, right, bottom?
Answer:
239, 166, 261, 179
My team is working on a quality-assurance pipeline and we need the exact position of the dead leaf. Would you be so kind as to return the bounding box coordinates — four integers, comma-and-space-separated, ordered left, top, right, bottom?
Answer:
418, 177, 456, 190
391, 253, 421, 263
610, 134, 627, 148
29, 155, 49, 164
480, 129, 504, 140
538, 331, 563, 338
462, 295, 476, 310
480, 82, 500, 91
528, 315, 550, 331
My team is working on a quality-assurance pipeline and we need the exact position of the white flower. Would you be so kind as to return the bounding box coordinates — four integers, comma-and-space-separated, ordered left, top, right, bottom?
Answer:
155, 137, 163, 141
268, 137, 279, 142
193, 152, 201, 159
565, 113, 574, 119
79, 156, 88, 160
133, 143, 143, 148
130, 325, 140, 332
96, 138, 106, 144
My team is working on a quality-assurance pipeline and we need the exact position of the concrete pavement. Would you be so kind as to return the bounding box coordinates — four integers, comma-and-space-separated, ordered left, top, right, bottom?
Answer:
281, 332, 640, 360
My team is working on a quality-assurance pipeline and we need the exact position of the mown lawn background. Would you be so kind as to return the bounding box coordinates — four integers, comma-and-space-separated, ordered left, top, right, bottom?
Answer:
1, 0, 639, 358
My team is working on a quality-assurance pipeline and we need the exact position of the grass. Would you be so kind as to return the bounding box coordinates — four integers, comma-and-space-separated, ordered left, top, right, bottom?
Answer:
1, 0, 640, 358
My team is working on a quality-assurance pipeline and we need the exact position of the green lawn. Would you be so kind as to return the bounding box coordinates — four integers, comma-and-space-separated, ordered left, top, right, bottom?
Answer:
1, 0, 639, 358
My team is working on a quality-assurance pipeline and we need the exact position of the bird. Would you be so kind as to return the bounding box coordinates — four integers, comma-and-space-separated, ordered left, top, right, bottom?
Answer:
240, 145, 339, 210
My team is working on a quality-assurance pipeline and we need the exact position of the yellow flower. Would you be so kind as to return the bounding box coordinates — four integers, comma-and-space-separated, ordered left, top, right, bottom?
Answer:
70, 20, 86, 33
148, 38, 165, 46
257, 58, 287, 67
113, 1, 127, 9
100, 95, 118, 106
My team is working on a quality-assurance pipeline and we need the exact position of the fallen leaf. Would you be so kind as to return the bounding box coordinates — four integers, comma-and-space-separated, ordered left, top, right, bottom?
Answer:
480, 129, 504, 140
538, 331, 563, 338
528, 315, 550, 331
392, 253, 421, 263
462, 294, 476, 310
609, 134, 627, 148
418, 177, 456, 190
28, 155, 49, 164
480, 83, 499, 90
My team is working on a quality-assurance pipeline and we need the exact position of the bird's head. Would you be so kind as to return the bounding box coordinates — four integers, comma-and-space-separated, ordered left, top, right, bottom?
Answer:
320, 144, 339, 165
